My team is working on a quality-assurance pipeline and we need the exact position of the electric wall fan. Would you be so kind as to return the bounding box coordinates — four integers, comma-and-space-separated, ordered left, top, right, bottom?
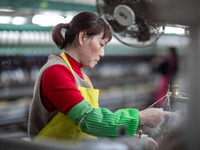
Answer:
96, 0, 165, 47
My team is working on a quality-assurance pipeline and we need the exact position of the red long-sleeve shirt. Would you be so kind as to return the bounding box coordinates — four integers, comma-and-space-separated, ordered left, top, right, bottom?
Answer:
40, 54, 85, 114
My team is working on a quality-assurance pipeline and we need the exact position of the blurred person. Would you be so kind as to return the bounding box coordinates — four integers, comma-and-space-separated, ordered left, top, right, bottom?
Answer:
28, 12, 173, 149
151, 47, 179, 107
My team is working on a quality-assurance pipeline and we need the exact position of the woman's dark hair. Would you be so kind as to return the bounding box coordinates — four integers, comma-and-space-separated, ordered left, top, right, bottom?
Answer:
52, 12, 113, 50
168, 47, 177, 58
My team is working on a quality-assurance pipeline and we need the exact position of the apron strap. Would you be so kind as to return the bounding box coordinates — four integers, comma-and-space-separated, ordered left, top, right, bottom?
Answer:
60, 51, 93, 88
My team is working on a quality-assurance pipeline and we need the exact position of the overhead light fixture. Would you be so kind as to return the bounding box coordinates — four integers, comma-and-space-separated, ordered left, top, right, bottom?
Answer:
32, 13, 74, 27
64, 15, 73, 23
0, 8, 14, 12
0, 16, 12, 24
12, 16, 27, 25
32, 14, 65, 26
164, 26, 185, 35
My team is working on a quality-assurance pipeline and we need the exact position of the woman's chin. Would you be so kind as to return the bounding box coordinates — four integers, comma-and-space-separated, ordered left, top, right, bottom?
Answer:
84, 65, 95, 69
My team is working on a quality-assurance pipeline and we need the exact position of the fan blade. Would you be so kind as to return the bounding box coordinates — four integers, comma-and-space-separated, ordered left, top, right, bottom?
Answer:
136, 17, 150, 41
107, 20, 127, 33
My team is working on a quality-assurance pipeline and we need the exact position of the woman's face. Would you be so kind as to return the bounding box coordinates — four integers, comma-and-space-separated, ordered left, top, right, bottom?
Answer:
79, 32, 109, 68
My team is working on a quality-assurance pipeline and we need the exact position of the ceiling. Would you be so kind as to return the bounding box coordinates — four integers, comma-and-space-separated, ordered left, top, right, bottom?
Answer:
0, 0, 96, 17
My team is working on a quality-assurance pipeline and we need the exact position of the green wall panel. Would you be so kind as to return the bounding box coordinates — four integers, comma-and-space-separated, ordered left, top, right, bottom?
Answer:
0, 0, 96, 12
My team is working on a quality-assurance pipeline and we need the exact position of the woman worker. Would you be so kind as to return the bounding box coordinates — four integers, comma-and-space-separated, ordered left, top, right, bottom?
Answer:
28, 12, 172, 149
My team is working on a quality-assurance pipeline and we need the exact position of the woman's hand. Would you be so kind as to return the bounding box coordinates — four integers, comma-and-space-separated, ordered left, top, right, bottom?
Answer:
134, 134, 158, 150
139, 108, 173, 128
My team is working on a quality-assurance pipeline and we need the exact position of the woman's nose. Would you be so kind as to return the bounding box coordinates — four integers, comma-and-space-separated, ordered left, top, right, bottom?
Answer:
100, 48, 105, 57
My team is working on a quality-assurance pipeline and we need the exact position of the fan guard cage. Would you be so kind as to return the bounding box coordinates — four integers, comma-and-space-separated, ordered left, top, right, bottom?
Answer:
96, 0, 165, 47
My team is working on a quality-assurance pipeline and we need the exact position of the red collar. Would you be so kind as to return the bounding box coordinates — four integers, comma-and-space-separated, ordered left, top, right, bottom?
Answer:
59, 53, 83, 78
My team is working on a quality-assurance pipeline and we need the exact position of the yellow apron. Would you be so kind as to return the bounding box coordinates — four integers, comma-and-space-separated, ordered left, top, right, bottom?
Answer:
34, 52, 99, 142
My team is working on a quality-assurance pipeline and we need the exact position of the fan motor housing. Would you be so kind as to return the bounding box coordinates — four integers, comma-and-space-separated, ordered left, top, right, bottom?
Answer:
114, 5, 136, 27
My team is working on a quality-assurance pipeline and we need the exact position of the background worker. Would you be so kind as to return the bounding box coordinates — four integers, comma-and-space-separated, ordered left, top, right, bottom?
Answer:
151, 47, 179, 107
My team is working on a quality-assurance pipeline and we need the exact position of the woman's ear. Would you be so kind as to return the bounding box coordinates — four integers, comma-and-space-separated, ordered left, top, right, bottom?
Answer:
78, 31, 87, 49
